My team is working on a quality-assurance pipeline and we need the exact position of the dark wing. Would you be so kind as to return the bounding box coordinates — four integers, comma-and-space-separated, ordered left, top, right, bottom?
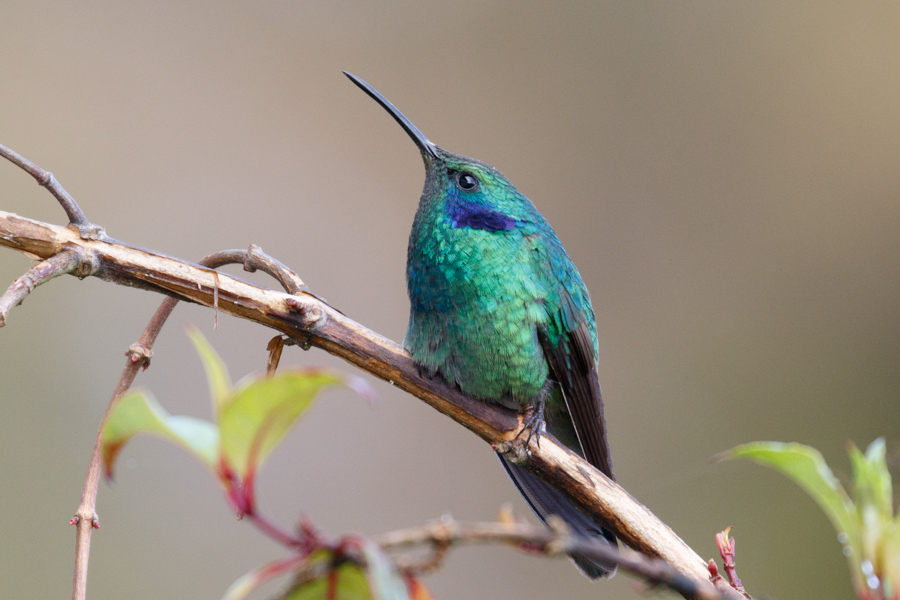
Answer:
538, 295, 614, 481
497, 297, 618, 579
498, 220, 618, 577
498, 458, 617, 578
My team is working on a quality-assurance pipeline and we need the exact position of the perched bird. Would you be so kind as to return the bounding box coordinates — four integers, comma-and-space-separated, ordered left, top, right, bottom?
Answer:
345, 72, 617, 578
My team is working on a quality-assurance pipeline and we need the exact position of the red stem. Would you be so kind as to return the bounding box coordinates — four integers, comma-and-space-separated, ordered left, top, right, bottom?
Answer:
245, 512, 305, 548
71, 298, 177, 600
70, 246, 308, 600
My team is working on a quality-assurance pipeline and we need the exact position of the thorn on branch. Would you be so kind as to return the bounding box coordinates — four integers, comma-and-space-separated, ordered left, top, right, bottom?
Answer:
0, 247, 86, 327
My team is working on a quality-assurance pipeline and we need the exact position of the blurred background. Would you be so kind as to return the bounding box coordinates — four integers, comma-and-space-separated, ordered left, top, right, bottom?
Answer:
2, 2, 899, 599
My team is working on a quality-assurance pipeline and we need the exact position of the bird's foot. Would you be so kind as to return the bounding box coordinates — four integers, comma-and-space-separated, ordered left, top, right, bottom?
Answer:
515, 396, 546, 448
414, 362, 439, 381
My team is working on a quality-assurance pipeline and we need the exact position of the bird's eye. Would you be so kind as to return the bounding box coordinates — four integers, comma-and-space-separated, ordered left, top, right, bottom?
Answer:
456, 172, 479, 192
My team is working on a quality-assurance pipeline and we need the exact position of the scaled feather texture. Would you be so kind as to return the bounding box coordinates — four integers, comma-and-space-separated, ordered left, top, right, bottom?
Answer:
346, 72, 617, 578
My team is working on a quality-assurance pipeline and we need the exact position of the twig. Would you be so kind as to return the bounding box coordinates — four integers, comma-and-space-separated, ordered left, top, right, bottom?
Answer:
67, 246, 313, 600
0, 247, 88, 326
715, 528, 750, 598
0, 143, 103, 239
391, 537, 449, 576
238, 244, 309, 295
70, 322, 160, 600
376, 517, 727, 600
245, 511, 305, 549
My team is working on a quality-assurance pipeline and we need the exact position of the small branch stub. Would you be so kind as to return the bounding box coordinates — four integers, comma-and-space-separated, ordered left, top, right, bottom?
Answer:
285, 296, 325, 329
127, 343, 153, 371
715, 528, 750, 598
493, 438, 530, 464
0, 247, 84, 326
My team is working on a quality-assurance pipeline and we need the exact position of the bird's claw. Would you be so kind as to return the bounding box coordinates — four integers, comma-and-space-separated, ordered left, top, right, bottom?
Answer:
515, 396, 546, 448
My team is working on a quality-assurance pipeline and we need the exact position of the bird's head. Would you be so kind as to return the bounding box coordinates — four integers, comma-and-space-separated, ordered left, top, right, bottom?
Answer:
345, 72, 536, 229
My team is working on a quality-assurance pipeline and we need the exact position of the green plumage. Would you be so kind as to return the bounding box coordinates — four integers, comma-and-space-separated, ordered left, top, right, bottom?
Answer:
405, 155, 595, 406
346, 72, 616, 578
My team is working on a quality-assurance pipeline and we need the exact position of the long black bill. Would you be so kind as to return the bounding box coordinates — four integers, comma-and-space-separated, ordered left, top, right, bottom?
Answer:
343, 71, 439, 160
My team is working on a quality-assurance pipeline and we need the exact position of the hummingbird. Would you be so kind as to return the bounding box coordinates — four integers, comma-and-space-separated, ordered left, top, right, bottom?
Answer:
345, 72, 617, 578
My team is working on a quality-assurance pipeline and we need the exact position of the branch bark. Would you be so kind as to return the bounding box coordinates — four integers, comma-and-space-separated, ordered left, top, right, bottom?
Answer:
376, 517, 728, 600
0, 209, 744, 599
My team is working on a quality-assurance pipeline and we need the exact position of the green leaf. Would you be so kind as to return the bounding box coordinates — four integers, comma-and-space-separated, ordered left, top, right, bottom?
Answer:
101, 390, 219, 479
849, 438, 895, 591
278, 543, 407, 600
725, 442, 860, 553
225, 541, 411, 600
727, 440, 900, 600
218, 369, 366, 479
848, 438, 893, 522
187, 326, 232, 416
285, 562, 372, 600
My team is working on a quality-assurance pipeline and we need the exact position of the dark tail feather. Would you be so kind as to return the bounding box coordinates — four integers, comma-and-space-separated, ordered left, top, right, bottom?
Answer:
498, 455, 617, 579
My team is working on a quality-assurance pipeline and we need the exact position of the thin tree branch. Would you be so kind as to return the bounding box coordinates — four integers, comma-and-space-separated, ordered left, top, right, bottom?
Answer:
0, 209, 746, 599
0, 247, 86, 326
0, 139, 747, 598
376, 517, 728, 600
68, 245, 315, 600
207, 244, 310, 296
0, 143, 103, 239
71, 327, 157, 600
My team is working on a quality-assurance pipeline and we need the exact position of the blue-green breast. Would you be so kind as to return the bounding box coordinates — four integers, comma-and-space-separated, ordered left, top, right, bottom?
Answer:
404, 152, 596, 408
